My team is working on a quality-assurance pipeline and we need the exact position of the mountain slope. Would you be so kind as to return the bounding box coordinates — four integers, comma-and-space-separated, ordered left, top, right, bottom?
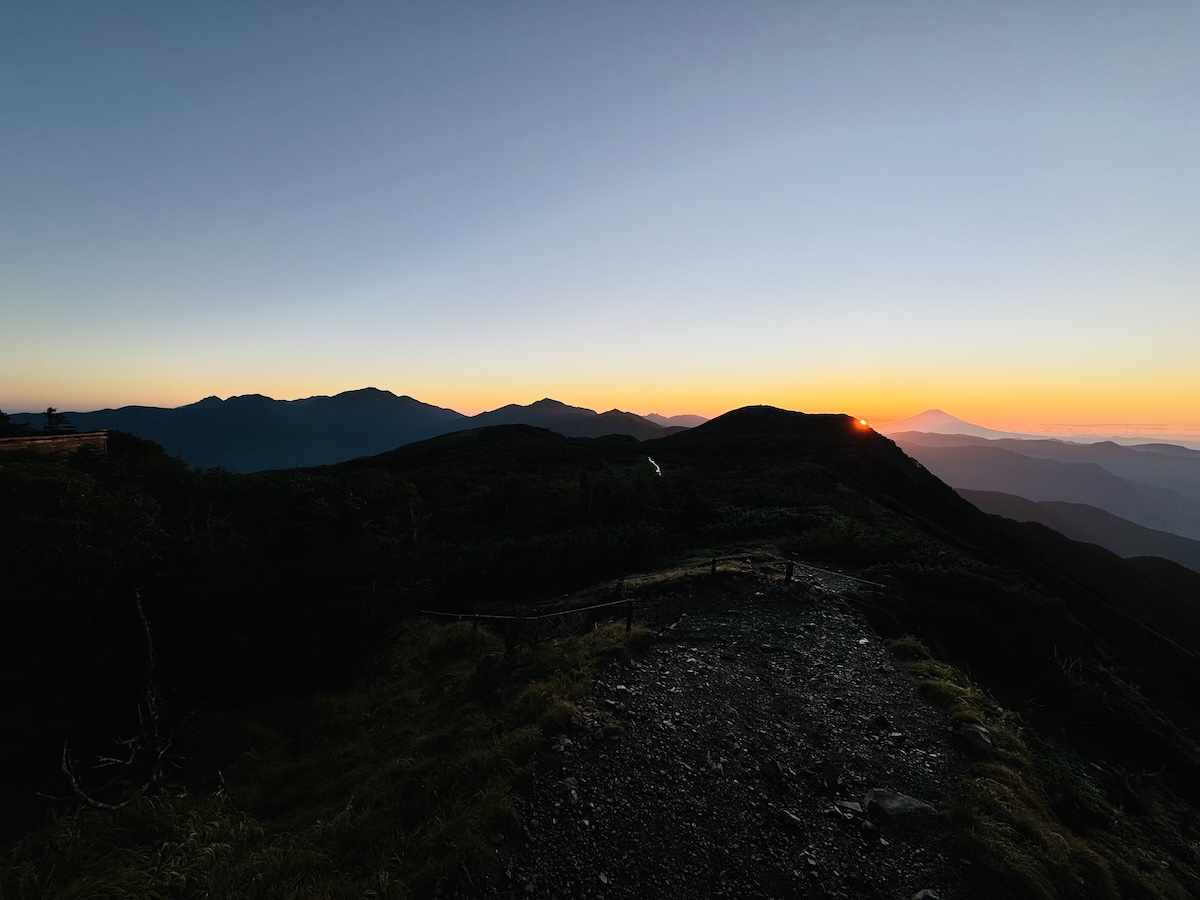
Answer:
959, 489, 1200, 574
894, 439, 1200, 541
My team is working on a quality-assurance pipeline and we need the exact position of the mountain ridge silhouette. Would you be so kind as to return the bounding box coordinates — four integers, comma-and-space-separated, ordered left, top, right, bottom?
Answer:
8, 389, 704, 472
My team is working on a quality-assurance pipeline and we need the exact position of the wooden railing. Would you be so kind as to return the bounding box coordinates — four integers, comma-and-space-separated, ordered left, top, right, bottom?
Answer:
0, 431, 109, 455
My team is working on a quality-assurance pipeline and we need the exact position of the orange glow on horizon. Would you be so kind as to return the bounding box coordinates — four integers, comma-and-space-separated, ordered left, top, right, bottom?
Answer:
6, 371, 1200, 443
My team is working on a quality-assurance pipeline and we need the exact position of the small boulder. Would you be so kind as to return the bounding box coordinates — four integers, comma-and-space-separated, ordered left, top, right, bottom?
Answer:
956, 723, 994, 755
864, 788, 935, 817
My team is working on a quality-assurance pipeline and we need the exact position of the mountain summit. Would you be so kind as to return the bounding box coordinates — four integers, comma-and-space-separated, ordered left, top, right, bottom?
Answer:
878, 409, 1041, 441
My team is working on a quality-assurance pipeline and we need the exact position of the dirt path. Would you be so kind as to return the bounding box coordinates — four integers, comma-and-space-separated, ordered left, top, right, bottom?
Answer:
478, 570, 979, 899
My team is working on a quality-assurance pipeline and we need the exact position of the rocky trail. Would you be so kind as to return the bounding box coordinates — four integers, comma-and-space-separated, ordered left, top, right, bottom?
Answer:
476, 567, 982, 899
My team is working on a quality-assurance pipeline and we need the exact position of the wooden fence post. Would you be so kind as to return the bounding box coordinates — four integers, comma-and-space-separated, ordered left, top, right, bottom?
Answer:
625, 599, 633, 633
710, 558, 717, 577
785, 561, 794, 585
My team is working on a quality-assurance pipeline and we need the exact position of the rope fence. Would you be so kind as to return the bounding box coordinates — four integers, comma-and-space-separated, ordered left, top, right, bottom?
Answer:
415, 596, 633, 622
413, 556, 887, 634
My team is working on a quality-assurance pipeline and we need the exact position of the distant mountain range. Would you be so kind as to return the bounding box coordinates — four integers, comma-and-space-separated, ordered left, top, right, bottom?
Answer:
645, 413, 708, 428
887, 412, 1200, 566
960, 489, 1200, 574
8, 390, 705, 472
881, 407, 1200, 450
891, 430, 1200, 495
468, 399, 683, 440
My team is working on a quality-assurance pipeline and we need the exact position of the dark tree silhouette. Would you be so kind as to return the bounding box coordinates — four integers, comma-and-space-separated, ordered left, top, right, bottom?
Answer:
43, 407, 75, 433
0, 409, 32, 437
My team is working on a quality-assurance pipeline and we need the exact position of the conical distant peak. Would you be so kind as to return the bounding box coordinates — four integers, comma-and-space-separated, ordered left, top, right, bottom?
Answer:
917, 409, 962, 421
878, 408, 1041, 440
888, 409, 974, 429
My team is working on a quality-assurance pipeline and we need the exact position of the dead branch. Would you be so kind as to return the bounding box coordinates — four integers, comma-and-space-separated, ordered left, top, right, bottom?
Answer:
59, 590, 176, 809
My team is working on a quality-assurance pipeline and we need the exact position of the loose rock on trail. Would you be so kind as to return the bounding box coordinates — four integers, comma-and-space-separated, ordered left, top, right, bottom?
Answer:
477, 567, 978, 899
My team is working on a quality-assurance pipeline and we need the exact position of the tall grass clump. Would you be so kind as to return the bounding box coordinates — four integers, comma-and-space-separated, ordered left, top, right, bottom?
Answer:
892, 639, 1200, 900
1, 617, 651, 899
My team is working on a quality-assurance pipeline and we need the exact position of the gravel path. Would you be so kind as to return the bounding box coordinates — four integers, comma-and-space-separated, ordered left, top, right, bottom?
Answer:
478, 569, 978, 900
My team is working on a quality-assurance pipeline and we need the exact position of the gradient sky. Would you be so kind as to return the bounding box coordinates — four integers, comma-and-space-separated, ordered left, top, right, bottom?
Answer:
3, 2, 1198, 438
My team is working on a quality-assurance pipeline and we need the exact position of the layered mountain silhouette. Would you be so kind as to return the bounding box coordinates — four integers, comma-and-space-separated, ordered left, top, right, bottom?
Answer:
645, 413, 709, 428
960, 489, 1200, 574
468, 399, 685, 440
9, 390, 701, 472
888, 416, 1200, 545
893, 431, 1200, 498
893, 440, 1200, 541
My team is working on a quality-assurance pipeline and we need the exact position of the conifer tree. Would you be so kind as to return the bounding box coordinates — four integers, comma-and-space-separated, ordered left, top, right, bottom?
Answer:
43, 407, 75, 433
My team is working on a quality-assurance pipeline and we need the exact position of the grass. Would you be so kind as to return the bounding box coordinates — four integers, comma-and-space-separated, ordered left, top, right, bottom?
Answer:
891, 638, 1200, 900
1, 617, 652, 899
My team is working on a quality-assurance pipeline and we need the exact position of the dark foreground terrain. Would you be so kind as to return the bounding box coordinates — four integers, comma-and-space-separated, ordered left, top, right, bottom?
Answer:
5, 407, 1200, 898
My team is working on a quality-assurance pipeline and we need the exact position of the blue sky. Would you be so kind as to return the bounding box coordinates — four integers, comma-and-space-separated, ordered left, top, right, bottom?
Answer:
3, 1, 1198, 436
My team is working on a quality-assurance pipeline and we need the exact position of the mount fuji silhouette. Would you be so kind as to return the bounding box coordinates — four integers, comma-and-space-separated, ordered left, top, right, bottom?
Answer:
879, 409, 1043, 441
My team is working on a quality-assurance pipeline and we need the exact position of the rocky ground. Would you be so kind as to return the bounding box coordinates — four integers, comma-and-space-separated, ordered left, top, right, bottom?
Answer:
475, 567, 981, 900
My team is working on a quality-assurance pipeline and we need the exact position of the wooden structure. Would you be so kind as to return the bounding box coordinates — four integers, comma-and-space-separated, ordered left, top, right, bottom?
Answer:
0, 431, 109, 455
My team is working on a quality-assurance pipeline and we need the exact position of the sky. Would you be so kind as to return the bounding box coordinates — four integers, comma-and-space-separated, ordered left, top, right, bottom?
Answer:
3, 1, 1198, 440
